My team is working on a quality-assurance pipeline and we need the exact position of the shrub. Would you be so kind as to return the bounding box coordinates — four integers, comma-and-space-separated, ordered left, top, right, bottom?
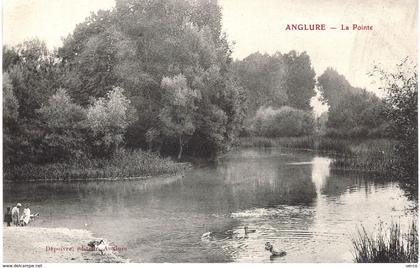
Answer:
251, 106, 314, 137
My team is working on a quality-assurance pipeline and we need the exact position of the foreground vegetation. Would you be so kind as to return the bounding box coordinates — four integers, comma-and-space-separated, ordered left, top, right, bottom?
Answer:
352, 221, 418, 263
4, 149, 188, 182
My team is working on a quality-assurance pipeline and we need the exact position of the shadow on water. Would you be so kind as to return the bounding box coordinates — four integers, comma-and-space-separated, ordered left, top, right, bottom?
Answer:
3, 147, 415, 262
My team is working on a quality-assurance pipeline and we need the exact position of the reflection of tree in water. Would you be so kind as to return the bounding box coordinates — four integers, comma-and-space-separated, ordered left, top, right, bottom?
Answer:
321, 170, 388, 198
311, 157, 331, 194
274, 166, 317, 205
221, 156, 317, 208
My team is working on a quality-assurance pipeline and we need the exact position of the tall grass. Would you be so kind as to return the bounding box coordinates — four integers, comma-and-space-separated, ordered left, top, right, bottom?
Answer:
352, 221, 418, 263
4, 149, 189, 182
240, 136, 316, 149
331, 139, 396, 174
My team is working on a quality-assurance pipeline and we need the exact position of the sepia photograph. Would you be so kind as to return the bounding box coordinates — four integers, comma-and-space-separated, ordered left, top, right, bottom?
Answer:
2, 0, 418, 265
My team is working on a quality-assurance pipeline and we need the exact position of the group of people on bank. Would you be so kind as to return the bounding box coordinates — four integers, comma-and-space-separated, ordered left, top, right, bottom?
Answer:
4, 203, 38, 226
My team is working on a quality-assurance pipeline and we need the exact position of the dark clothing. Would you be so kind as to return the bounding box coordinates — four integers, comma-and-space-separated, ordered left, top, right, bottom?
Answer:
4, 212, 12, 226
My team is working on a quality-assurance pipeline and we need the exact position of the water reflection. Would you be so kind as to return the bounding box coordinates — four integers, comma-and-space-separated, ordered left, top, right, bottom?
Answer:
311, 157, 332, 194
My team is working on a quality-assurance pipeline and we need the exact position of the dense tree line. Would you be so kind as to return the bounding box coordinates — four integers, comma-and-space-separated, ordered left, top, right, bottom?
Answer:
317, 63, 417, 195
376, 61, 417, 194
250, 106, 314, 137
232, 51, 317, 137
232, 51, 316, 115
2, 0, 416, 187
3, 0, 246, 165
317, 68, 389, 138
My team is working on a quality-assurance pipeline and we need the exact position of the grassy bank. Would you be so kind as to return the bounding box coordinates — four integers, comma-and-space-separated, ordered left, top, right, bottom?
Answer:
4, 149, 189, 182
239, 136, 397, 174
352, 221, 418, 263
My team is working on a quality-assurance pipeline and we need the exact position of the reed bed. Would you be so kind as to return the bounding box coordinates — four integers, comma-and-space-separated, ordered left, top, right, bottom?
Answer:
352, 221, 418, 263
4, 149, 189, 182
239, 136, 316, 149
331, 139, 397, 174
239, 136, 353, 153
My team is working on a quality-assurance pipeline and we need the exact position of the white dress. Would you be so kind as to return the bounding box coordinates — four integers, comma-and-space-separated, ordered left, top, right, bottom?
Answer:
21, 208, 31, 225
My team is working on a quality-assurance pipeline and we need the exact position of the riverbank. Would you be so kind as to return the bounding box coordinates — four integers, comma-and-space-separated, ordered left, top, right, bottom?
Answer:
3, 227, 128, 263
4, 149, 190, 182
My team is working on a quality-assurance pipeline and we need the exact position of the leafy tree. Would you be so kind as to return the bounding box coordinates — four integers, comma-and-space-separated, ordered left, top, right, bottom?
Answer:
37, 88, 87, 160
145, 127, 162, 152
375, 60, 417, 196
5, 0, 245, 165
86, 86, 136, 156
315, 112, 328, 135
59, 0, 243, 158
3, 73, 19, 124
325, 89, 388, 137
233, 50, 316, 116
3, 72, 19, 165
59, 11, 120, 104
7, 39, 60, 119
189, 65, 246, 157
283, 51, 316, 110
317, 68, 355, 108
3, 46, 19, 72
318, 68, 388, 138
159, 74, 200, 160
251, 106, 314, 137
232, 52, 288, 115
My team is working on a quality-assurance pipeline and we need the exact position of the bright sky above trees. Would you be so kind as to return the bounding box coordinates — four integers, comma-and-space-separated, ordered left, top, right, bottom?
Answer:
4, 0, 417, 96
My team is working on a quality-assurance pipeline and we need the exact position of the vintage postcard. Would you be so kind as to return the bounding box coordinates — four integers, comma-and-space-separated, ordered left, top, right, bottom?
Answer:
2, 0, 418, 266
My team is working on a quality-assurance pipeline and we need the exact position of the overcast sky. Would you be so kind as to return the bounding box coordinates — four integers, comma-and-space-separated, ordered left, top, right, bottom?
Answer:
3, 0, 418, 113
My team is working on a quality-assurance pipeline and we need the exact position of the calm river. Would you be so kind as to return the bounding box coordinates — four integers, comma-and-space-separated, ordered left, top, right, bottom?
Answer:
4, 147, 416, 262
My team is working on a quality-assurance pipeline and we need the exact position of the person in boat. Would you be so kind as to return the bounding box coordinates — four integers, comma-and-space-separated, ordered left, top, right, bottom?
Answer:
11, 203, 21, 226
4, 207, 12, 227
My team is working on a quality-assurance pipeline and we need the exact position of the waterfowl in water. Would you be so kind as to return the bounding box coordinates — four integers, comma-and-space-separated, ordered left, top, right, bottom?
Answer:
202, 226, 256, 241
202, 230, 235, 241
233, 226, 256, 238
244, 226, 256, 234
201, 232, 213, 239
265, 242, 286, 257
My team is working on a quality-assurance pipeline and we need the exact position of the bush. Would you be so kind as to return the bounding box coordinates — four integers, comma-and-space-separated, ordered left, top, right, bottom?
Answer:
251, 106, 314, 137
